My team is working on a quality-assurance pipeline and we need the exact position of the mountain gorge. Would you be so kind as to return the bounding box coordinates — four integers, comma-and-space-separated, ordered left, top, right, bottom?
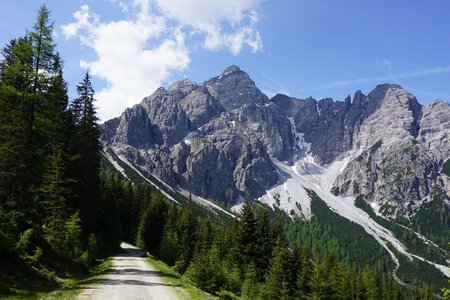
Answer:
100, 65, 450, 218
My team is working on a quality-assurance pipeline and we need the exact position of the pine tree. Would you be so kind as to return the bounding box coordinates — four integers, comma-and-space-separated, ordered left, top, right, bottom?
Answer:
39, 146, 71, 252
159, 202, 180, 265
28, 5, 55, 97
35, 51, 72, 243
310, 258, 336, 300
44, 53, 69, 148
159, 229, 179, 266
186, 243, 225, 293
136, 193, 167, 253
241, 265, 262, 300
0, 38, 34, 213
363, 267, 382, 300
175, 198, 198, 273
296, 246, 313, 298
69, 71, 101, 236
263, 237, 290, 300
0, 7, 73, 262
236, 198, 258, 277
255, 208, 273, 279
285, 245, 301, 298
195, 216, 213, 254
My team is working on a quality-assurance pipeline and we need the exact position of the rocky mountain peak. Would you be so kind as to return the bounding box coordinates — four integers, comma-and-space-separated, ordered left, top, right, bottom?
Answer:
203, 65, 269, 111
368, 83, 403, 100
168, 78, 198, 95
220, 64, 241, 76
100, 66, 450, 219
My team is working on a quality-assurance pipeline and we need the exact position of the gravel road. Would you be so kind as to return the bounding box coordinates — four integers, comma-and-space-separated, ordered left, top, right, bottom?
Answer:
77, 243, 180, 300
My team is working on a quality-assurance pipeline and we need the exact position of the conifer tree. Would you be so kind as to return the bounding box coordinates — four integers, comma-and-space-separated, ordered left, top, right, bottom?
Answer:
363, 267, 382, 300
28, 5, 55, 97
195, 216, 213, 254
159, 228, 180, 266
159, 202, 180, 264
294, 246, 313, 297
255, 208, 273, 279
310, 259, 334, 300
236, 199, 258, 276
241, 265, 262, 300
69, 71, 101, 236
136, 193, 167, 253
39, 146, 71, 251
175, 198, 198, 273
44, 53, 69, 148
264, 237, 290, 300
0, 38, 36, 260
0, 38, 34, 212
35, 51, 72, 232
186, 243, 225, 293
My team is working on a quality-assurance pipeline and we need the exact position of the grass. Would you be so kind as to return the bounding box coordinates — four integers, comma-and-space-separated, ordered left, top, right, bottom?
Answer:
1, 259, 113, 300
145, 256, 217, 300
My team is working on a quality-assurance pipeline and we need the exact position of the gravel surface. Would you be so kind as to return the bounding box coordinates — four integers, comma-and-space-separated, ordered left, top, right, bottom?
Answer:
77, 243, 180, 300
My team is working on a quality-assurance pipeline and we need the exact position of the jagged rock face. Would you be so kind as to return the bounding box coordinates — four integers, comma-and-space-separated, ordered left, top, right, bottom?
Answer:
418, 101, 450, 161
271, 86, 387, 164
355, 85, 422, 149
100, 66, 283, 203
100, 65, 450, 215
272, 95, 353, 164
178, 121, 278, 202
333, 85, 450, 216
204, 65, 269, 111
333, 138, 441, 215
234, 103, 293, 161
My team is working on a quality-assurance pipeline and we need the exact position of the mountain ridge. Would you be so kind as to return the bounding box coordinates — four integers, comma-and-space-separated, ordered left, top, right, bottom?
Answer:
99, 65, 450, 218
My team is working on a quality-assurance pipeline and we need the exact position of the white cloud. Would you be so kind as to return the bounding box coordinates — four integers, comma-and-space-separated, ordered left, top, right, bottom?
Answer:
155, 0, 263, 54
62, 3, 189, 121
106, 0, 129, 12
62, 0, 263, 121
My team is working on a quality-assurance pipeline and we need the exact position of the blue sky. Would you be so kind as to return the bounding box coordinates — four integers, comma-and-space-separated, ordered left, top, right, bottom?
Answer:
1, 0, 450, 121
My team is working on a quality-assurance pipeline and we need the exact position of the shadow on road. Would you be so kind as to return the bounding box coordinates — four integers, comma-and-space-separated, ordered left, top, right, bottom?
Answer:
95, 278, 174, 287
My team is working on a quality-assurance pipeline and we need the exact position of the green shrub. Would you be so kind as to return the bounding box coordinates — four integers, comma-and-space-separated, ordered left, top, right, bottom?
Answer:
15, 228, 35, 254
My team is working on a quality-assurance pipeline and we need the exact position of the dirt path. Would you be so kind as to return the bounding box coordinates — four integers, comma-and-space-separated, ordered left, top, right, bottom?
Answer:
77, 243, 180, 300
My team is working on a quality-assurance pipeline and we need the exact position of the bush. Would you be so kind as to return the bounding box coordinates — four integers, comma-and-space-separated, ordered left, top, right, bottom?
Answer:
15, 228, 35, 254
64, 213, 83, 259
31, 246, 43, 262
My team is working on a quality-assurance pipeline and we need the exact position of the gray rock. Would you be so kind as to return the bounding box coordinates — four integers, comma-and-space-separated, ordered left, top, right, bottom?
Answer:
99, 66, 450, 216
204, 65, 269, 111
333, 85, 449, 216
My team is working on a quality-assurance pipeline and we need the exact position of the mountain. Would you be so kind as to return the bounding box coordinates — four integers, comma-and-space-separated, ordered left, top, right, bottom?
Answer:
101, 65, 289, 203
100, 65, 450, 215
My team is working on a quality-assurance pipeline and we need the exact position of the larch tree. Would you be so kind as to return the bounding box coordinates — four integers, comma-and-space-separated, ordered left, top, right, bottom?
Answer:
28, 5, 55, 97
